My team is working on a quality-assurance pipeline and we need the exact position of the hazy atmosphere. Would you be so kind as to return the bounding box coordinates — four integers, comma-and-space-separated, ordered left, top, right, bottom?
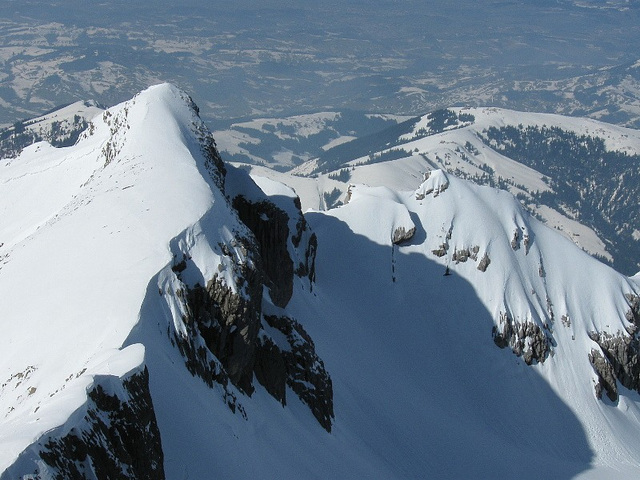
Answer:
1, 0, 639, 126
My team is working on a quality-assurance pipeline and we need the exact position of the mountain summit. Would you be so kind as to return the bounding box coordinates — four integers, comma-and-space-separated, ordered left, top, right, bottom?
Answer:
1, 84, 640, 479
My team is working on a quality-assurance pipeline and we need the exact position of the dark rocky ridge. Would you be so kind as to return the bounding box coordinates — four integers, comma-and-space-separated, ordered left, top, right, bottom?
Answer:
166, 158, 331, 431
3, 368, 165, 480
256, 315, 334, 431
233, 196, 295, 308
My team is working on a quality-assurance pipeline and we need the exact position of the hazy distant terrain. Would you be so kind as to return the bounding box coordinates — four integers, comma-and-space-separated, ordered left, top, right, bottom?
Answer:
1, 0, 640, 126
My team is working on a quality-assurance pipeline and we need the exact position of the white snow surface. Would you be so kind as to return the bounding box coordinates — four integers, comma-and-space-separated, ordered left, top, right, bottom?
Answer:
1, 85, 640, 478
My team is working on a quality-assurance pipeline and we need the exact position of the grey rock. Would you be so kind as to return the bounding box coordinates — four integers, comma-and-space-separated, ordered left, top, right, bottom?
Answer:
477, 252, 491, 272
492, 312, 551, 365
256, 315, 334, 432
588, 329, 640, 402
589, 349, 619, 402
392, 226, 416, 245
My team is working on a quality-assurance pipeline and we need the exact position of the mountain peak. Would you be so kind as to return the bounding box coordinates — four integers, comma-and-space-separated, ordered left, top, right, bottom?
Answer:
2, 86, 640, 478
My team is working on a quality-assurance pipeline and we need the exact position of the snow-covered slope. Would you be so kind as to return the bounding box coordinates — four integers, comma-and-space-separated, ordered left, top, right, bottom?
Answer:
2, 85, 640, 479
0, 100, 104, 159
257, 106, 640, 274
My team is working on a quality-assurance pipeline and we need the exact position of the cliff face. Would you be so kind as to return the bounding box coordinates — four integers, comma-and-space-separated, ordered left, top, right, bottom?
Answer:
167, 181, 332, 431
160, 155, 331, 431
2, 368, 165, 480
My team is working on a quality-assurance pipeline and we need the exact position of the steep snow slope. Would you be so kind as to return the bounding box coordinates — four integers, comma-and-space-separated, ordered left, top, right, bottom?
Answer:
2, 85, 640, 479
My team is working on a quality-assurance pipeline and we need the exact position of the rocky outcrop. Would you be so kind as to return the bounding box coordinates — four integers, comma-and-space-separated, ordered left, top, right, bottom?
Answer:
625, 293, 640, 326
165, 163, 330, 430
588, 330, 640, 403
232, 193, 317, 305
586, 293, 640, 402
392, 226, 415, 245
452, 245, 479, 264
492, 312, 552, 365
255, 315, 334, 432
589, 348, 619, 402
4, 368, 165, 480
477, 252, 491, 272
184, 272, 263, 395
415, 170, 449, 200
233, 197, 295, 308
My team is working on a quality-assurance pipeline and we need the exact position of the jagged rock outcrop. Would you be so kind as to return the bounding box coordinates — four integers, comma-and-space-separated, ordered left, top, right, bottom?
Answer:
477, 252, 491, 272
589, 348, 619, 402
165, 149, 330, 430
452, 245, 479, 264
392, 226, 415, 245
492, 312, 552, 365
185, 272, 263, 395
233, 197, 295, 308
255, 315, 334, 432
626, 293, 640, 325
3, 368, 165, 480
588, 329, 640, 403
586, 294, 640, 402
415, 169, 449, 200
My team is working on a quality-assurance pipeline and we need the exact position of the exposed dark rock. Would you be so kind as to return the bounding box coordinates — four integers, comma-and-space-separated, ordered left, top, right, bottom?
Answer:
392, 226, 415, 245
165, 184, 329, 430
173, 271, 334, 431
254, 336, 288, 403
200, 131, 227, 190
432, 244, 448, 257
588, 329, 640, 402
477, 252, 491, 272
296, 232, 317, 288
511, 229, 520, 250
626, 293, 640, 325
233, 196, 294, 308
190, 104, 226, 190
452, 245, 480, 263
538, 257, 546, 277
185, 272, 263, 395
256, 315, 334, 432
492, 312, 552, 365
17, 368, 165, 480
452, 248, 468, 263
589, 349, 618, 402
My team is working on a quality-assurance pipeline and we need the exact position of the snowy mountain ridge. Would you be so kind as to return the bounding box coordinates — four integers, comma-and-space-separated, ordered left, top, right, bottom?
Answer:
235, 105, 640, 274
1, 84, 640, 478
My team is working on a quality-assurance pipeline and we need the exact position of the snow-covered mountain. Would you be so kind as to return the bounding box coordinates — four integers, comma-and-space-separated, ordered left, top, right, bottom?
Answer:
0, 100, 104, 160
236, 106, 640, 274
2, 84, 640, 479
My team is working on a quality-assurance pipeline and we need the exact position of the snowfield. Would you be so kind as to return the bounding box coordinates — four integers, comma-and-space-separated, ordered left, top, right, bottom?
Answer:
1, 84, 640, 479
